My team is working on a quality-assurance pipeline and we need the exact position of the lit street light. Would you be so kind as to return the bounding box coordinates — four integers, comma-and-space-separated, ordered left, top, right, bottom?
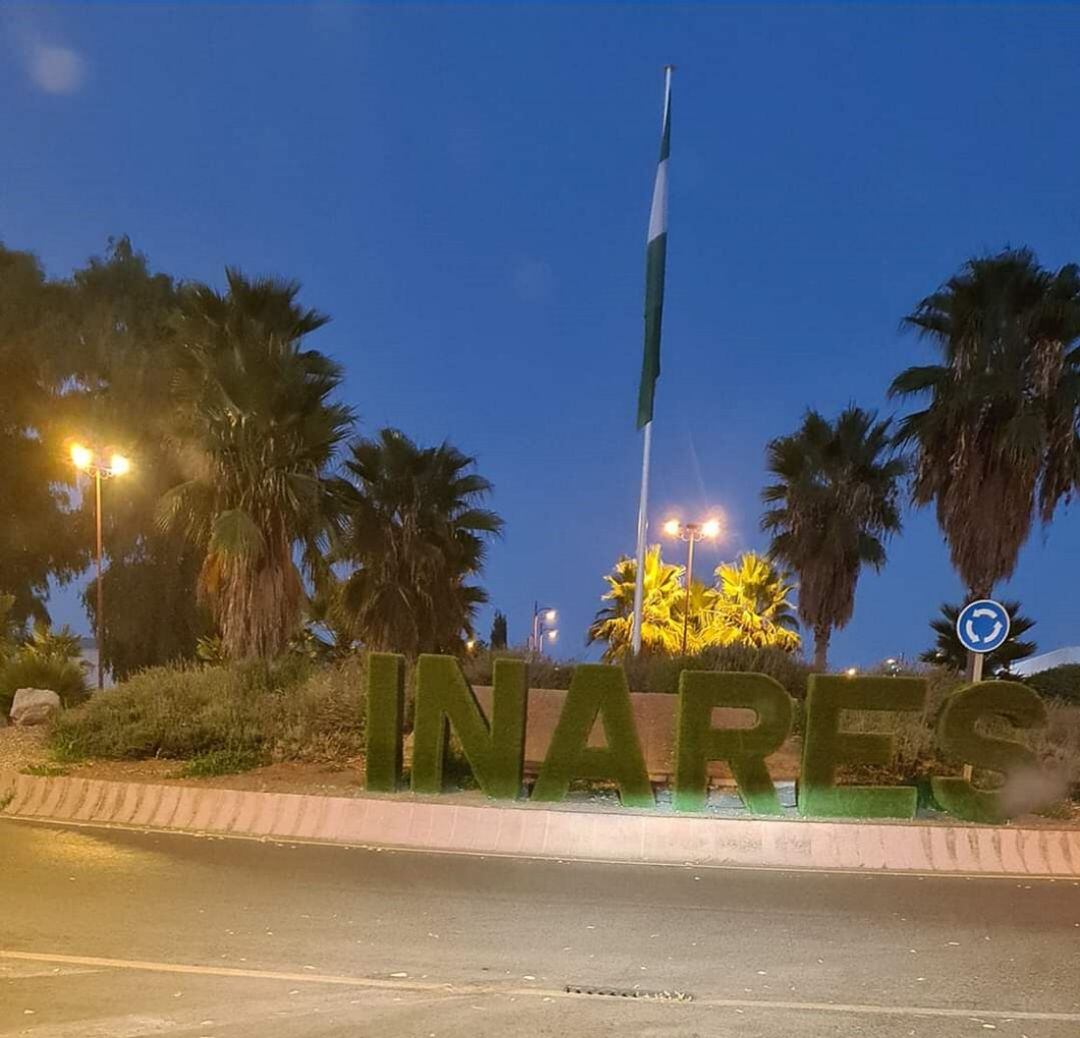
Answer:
70, 443, 131, 690
531, 604, 557, 655
662, 516, 722, 656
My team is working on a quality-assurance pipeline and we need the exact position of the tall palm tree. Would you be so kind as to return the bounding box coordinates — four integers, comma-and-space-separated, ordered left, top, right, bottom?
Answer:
762, 407, 905, 672
920, 600, 1036, 675
158, 269, 353, 659
587, 545, 684, 661
891, 249, 1080, 606
336, 428, 502, 656
707, 551, 801, 652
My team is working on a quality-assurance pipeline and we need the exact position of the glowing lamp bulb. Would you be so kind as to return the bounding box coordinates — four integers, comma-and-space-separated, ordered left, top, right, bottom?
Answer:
109, 453, 131, 476
663, 518, 681, 537
70, 444, 93, 470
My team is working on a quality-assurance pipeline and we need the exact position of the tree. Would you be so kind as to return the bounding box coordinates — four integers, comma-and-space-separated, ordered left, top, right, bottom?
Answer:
336, 428, 502, 656
891, 249, 1080, 605
158, 270, 353, 659
706, 551, 801, 652
0, 244, 83, 622
920, 600, 1036, 675
762, 407, 905, 672
68, 238, 211, 675
587, 545, 684, 661
490, 610, 508, 650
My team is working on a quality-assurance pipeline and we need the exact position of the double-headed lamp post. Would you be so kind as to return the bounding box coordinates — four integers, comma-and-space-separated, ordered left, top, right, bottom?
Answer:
531, 604, 558, 655
663, 517, 721, 657
70, 444, 131, 690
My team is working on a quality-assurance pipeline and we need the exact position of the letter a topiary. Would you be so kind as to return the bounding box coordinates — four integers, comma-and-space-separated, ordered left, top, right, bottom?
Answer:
531, 664, 653, 807
366, 653, 405, 792
931, 681, 1047, 824
411, 655, 528, 799
799, 675, 927, 819
673, 671, 793, 815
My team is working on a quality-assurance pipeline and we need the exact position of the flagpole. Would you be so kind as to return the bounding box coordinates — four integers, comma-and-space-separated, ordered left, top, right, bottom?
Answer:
631, 65, 673, 656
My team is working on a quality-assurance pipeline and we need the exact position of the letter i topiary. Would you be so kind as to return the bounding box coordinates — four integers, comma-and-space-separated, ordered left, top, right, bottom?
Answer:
531, 664, 653, 807
799, 675, 927, 819
365, 653, 405, 792
673, 671, 793, 814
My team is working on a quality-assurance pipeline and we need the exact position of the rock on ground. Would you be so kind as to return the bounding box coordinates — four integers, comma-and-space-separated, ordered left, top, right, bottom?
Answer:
9, 689, 61, 727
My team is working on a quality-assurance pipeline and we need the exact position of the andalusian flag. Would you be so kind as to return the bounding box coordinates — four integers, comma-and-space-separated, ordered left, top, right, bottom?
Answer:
636, 73, 671, 430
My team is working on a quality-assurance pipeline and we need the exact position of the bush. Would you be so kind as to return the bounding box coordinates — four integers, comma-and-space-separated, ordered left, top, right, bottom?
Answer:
1025, 664, 1080, 704
49, 656, 366, 765
179, 748, 264, 777
0, 655, 89, 714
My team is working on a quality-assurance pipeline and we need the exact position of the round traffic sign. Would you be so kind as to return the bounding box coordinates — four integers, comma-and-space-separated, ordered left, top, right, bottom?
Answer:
956, 599, 1011, 654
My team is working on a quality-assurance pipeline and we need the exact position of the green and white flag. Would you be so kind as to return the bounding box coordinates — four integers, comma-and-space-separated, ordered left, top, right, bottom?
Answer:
636, 76, 671, 430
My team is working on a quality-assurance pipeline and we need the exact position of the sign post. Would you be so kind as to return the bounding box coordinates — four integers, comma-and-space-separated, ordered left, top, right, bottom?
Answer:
955, 599, 1012, 780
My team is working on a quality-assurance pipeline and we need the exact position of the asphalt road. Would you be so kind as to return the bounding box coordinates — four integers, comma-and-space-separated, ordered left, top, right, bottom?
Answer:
1, 819, 1078, 1037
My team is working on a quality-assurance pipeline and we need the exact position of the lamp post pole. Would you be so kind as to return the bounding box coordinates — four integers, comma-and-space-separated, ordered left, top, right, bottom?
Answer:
94, 468, 104, 690
662, 516, 721, 658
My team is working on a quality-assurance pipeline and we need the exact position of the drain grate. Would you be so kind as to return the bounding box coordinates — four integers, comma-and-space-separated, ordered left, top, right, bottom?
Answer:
564, 984, 693, 1002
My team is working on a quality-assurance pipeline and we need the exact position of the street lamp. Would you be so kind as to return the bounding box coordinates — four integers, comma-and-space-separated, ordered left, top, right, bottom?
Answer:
531, 604, 557, 655
70, 443, 131, 690
662, 516, 722, 656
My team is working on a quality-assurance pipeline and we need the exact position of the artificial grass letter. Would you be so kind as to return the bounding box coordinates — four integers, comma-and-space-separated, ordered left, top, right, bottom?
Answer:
411, 655, 527, 799
931, 681, 1047, 824
799, 675, 927, 819
673, 671, 793, 814
531, 664, 653, 807
366, 653, 405, 792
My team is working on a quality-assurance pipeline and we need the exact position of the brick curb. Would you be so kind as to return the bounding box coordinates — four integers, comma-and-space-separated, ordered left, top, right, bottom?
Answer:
2, 770, 1078, 876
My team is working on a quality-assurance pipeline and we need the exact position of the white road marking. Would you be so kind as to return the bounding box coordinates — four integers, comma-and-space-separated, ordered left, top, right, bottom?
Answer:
2, 950, 1078, 1024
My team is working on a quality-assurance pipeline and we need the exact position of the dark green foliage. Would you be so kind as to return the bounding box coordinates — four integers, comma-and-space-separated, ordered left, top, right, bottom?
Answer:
931, 681, 1047, 823
762, 407, 906, 672
799, 675, 928, 818
531, 664, 652, 807
490, 611, 508, 650
674, 672, 793, 814
48, 657, 366, 764
411, 655, 527, 799
623, 646, 811, 700
336, 429, 503, 657
1024, 664, 1080, 704
920, 601, 1036, 674
461, 650, 575, 692
179, 748, 264, 777
365, 653, 405, 792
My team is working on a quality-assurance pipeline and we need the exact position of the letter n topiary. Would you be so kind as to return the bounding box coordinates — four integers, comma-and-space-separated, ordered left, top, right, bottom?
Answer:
799, 675, 927, 819
531, 664, 653, 807
411, 655, 528, 799
931, 681, 1047, 824
365, 653, 405, 792
673, 671, 793, 814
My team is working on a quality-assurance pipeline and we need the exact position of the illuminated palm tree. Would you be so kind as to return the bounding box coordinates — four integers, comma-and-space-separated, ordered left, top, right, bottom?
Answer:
587, 545, 684, 661
706, 551, 801, 652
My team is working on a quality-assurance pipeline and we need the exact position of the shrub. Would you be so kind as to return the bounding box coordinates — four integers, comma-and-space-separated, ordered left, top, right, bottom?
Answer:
0, 654, 89, 714
1025, 664, 1080, 704
49, 656, 366, 765
179, 748, 264, 777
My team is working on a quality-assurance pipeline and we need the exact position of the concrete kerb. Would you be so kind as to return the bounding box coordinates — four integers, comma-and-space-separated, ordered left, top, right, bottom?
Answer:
1, 769, 1078, 877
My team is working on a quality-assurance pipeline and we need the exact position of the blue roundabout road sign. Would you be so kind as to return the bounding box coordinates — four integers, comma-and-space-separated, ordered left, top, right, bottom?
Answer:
956, 599, 1011, 655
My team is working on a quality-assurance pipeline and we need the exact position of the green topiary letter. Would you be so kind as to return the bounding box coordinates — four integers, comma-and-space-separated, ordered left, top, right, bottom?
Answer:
531, 664, 653, 807
799, 675, 927, 819
931, 681, 1047, 824
673, 671, 793, 814
366, 653, 405, 792
411, 655, 527, 799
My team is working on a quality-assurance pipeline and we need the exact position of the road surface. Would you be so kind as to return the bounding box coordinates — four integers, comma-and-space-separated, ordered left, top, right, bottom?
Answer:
1, 818, 1078, 1036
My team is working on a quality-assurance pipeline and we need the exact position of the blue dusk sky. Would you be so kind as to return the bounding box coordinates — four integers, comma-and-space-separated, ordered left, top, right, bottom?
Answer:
3, 3, 1080, 667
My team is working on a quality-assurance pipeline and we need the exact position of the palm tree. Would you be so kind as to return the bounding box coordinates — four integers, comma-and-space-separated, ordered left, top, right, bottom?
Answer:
587, 545, 684, 661
891, 250, 1080, 607
336, 428, 503, 656
762, 407, 905, 672
158, 270, 353, 659
920, 600, 1036, 675
707, 551, 801, 652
